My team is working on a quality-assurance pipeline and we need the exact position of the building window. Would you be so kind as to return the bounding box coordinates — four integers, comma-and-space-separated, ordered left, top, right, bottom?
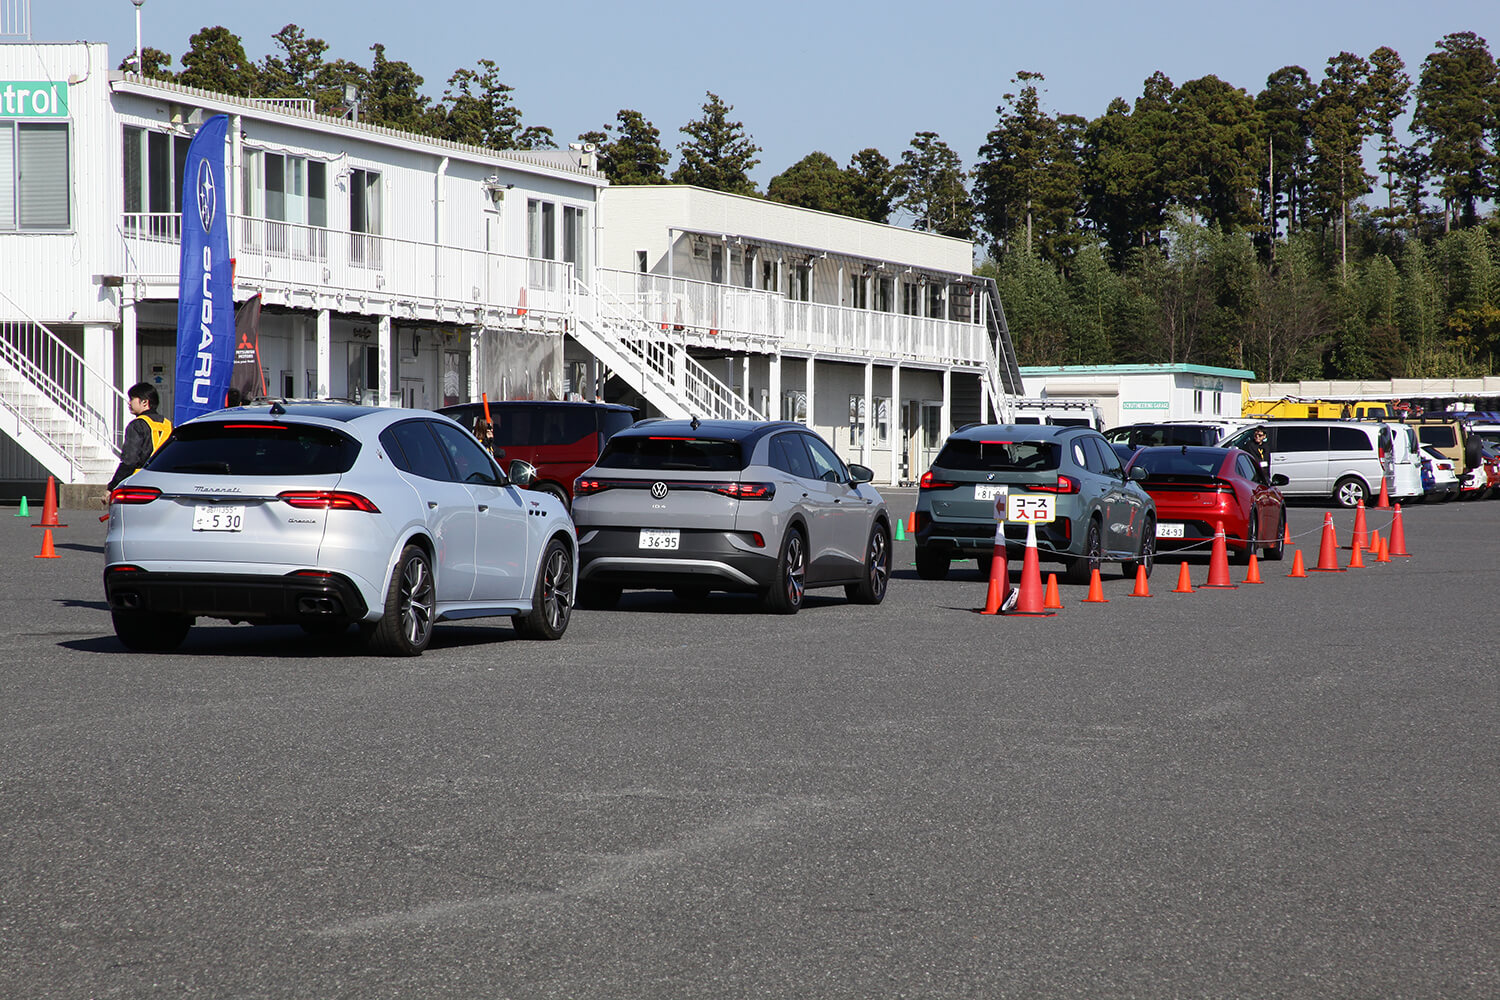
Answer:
562, 205, 588, 276
241, 148, 328, 258
121, 125, 182, 238
848, 395, 889, 448
901, 281, 921, 316
874, 276, 893, 312
528, 198, 556, 288
1193, 389, 1204, 413
850, 274, 867, 309
1212, 391, 1223, 415
926, 283, 944, 318
789, 264, 810, 302
349, 167, 382, 268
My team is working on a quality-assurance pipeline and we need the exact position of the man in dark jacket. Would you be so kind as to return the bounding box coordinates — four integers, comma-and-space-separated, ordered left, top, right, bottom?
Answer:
1245, 426, 1272, 483
107, 382, 173, 490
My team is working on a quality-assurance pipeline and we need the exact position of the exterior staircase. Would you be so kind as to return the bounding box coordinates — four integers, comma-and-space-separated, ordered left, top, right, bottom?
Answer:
0, 300, 122, 484
979, 277, 1024, 422
573, 276, 764, 421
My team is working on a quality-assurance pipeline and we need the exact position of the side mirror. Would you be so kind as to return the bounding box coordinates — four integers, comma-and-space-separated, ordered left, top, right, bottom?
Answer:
1128, 466, 1149, 482
1272, 473, 1289, 486
847, 463, 874, 484
507, 459, 537, 489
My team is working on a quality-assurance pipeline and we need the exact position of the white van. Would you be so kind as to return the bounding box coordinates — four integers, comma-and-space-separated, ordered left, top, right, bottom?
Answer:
1379, 422, 1425, 503
1223, 421, 1401, 507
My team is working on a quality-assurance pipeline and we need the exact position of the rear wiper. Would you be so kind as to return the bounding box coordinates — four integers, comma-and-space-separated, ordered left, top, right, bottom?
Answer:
168, 461, 231, 474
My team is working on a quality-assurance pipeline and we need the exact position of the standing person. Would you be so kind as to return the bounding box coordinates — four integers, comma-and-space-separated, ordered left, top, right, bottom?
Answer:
1245, 426, 1272, 483
107, 382, 173, 491
473, 417, 501, 462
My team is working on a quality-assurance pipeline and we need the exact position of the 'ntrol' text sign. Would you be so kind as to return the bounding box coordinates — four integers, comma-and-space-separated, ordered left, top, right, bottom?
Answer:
0, 83, 69, 119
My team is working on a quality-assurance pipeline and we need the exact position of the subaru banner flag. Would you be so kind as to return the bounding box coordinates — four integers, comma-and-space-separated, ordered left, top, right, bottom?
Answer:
172, 114, 233, 425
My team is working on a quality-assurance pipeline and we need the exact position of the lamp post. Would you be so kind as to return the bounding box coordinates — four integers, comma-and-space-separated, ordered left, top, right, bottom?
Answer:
131, 0, 144, 75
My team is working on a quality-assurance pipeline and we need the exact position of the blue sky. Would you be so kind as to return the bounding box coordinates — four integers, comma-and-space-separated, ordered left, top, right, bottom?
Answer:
37, 0, 1495, 195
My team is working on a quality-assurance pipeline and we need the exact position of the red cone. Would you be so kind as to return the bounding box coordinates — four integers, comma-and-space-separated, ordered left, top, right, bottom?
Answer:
1243, 553, 1262, 584
1288, 549, 1307, 578
1082, 567, 1108, 603
980, 529, 1009, 615
1376, 473, 1390, 508
1129, 564, 1151, 597
1350, 500, 1368, 551
1313, 512, 1344, 571
1043, 573, 1063, 610
1389, 504, 1411, 557
1009, 522, 1056, 616
1172, 561, 1195, 594
1375, 535, 1391, 563
34, 527, 58, 559
1201, 520, 1238, 589
32, 475, 65, 528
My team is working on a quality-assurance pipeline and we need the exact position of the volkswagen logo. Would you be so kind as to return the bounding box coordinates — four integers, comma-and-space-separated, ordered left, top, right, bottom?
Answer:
196, 159, 217, 234
650, 481, 669, 499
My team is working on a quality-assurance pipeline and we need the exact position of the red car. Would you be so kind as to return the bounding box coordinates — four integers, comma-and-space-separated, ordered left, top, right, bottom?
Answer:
1126, 446, 1287, 563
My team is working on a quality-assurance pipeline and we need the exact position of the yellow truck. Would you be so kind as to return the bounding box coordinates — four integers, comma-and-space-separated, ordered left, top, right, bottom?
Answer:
1242, 398, 1396, 420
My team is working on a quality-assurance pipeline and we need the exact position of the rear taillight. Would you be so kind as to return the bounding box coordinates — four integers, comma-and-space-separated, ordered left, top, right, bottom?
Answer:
574, 477, 606, 495
919, 471, 953, 490
277, 490, 379, 512
1027, 475, 1080, 494
108, 485, 161, 505
712, 481, 775, 500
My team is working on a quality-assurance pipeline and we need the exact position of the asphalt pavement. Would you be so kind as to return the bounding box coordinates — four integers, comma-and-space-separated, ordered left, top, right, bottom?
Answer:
1, 494, 1496, 998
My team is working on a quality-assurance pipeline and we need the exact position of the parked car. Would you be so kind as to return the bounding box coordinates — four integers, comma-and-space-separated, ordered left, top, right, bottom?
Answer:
1103, 422, 1229, 450
1222, 420, 1394, 508
104, 402, 577, 655
1405, 416, 1482, 493
1125, 446, 1287, 563
570, 420, 890, 614
914, 424, 1156, 584
1419, 443, 1460, 502
1382, 421, 1426, 503
436, 400, 640, 508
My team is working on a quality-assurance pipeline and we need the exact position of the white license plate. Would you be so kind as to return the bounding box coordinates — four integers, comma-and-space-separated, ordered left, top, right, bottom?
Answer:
1156, 522, 1185, 538
639, 528, 680, 550
193, 505, 245, 532
974, 484, 1008, 502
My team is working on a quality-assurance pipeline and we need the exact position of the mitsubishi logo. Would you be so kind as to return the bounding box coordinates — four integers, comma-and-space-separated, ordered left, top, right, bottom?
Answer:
650, 481, 668, 499
196, 160, 217, 234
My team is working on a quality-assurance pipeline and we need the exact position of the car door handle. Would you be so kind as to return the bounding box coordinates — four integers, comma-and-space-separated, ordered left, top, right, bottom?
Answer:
427, 501, 438, 509
477, 504, 489, 512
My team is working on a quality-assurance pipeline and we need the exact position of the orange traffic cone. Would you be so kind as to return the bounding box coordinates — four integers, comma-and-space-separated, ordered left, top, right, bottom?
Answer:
1389, 504, 1411, 557
1350, 500, 1368, 551
1375, 534, 1391, 563
34, 527, 58, 559
1081, 567, 1108, 603
1243, 553, 1262, 584
1172, 561, 1195, 594
1129, 564, 1151, 597
1043, 573, 1064, 610
1202, 521, 1238, 589
1288, 549, 1307, 578
1313, 512, 1344, 571
980, 530, 1009, 615
1283, 518, 1292, 546
1376, 474, 1391, 509
32, 475, 65, 528
906, 511, 917, 534
1009, 522, 1056, 616
1369, 528, 1381, 554
1349, 536, 1365, 568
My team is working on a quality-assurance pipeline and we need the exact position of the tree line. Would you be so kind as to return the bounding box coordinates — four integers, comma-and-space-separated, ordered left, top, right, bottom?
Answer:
132, 26, 1500, 379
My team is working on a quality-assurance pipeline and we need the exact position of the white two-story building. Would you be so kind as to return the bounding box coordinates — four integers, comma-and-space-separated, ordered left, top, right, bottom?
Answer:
0, 38, 1020, 497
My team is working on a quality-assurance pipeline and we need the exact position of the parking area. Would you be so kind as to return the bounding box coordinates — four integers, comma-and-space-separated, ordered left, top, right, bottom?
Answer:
2, 495, 1497, 997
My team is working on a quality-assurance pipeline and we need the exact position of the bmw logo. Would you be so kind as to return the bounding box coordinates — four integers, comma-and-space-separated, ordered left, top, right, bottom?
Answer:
650, 481, 668, 499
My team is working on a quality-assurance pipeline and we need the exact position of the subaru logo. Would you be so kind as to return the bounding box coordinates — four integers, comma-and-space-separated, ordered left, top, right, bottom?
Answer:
650, 481, 668, 499
196, 159, 216, 234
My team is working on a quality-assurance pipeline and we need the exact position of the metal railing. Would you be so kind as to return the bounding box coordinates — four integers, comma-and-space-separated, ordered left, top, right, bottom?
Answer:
0, 290, 124, 476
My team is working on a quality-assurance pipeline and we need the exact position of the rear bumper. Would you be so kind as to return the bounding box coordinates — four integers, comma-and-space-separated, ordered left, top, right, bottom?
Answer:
103, 568, 370, 623
916, 517, 1074, 561
577, 527, 777, 592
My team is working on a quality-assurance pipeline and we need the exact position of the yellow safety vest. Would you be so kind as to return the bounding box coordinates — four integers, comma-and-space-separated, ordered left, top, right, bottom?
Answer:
140, 414, 172, 453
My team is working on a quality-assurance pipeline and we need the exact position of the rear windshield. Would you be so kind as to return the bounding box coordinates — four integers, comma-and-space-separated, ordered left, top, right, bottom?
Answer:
934, 439, 1059, 472
596, 435, 746, 471
146, 422, 360, 476
1132, 448, 1224, 478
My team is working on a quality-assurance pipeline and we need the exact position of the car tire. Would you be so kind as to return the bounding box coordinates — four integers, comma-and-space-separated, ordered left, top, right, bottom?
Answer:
914, 545, 950, 580
1233, 516, 1257, 566
1333, 476, 1368, 509
1123, 515, 1155, 578
763, 527, 806, 615
845, 522, 890, 605
1065, 517, 1103, 585
367, 544, 436, 656
577, 583, 622, 610
513, 537, 573, 640
1264, 509, 1286, 561
111, 610, 191, 652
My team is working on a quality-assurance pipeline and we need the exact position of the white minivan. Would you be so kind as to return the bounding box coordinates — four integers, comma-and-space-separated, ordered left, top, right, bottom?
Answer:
1224, 421, 1413, 507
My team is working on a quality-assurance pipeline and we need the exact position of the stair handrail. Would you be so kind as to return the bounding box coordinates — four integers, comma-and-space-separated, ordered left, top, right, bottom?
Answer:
0, 290, 125, 464
582, 276, 764, 421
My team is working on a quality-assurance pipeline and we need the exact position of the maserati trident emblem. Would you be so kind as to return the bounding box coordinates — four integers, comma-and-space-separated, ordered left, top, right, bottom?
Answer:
650, 481, 669, 499
196, 160, 217, 234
